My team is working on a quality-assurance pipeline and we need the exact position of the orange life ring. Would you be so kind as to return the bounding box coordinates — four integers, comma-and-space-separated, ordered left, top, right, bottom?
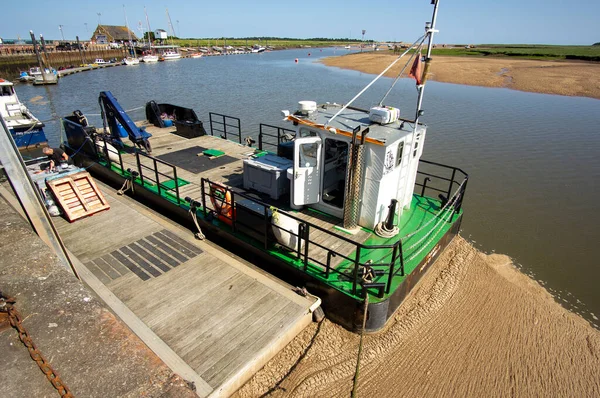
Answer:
209, 182, 233, 225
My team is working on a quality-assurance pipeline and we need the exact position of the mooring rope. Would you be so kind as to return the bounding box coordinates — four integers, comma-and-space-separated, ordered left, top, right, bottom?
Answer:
116, 177, 134, 196
189, 208, 206, 240
405, 194, 460, 263
400, 179, 466, 242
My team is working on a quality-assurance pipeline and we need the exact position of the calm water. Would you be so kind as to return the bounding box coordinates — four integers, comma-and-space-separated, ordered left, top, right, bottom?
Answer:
14, 48, 600, 325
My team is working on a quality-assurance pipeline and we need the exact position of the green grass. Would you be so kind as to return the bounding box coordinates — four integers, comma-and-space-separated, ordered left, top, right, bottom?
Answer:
430, 45, 600, 61
172, 38, 367, 49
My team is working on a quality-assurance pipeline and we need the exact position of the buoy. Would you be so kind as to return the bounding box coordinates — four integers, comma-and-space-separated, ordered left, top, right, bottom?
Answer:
308, 53, 311, 56
295, 58, 298, 63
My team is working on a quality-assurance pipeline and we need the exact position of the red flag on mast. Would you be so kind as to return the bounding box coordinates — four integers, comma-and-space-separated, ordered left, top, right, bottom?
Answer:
408, 54, 424, 85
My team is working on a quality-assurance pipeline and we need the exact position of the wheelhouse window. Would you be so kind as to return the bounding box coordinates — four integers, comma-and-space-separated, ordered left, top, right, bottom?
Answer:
396, 142, 404, 167
299, 128, 317, 138
298, 142, 318, 168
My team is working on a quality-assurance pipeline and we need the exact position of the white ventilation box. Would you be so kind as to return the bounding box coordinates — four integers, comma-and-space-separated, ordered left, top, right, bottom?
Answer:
298, 100, 317, 115
369, 106, 400, 125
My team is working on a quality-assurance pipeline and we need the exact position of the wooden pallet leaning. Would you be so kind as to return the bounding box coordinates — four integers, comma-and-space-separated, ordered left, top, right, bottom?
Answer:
47, 172, 110, 222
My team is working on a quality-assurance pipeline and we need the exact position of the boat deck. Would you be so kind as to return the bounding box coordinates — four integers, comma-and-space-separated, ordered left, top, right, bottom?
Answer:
115, 123, 373, 270
52, 180, 315, 397
87, 122, 461, 306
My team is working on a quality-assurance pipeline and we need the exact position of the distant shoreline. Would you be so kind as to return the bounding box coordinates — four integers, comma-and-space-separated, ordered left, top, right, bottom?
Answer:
320, 53, 600, 100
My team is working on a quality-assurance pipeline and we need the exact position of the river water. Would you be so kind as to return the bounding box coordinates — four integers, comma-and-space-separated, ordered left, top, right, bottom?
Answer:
13, 48, 600, 326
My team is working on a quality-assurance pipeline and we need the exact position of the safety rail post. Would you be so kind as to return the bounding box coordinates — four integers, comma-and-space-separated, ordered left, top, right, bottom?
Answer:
421, 177, 430, 197
447, 168, 456, 200
102, 136, 111, 169
456, 177, 468, 213
118, 147, 124, 175
303, 223, 310, 271
386, 246, 398, 294
153, 158, 161, 196
297, 224, 304, 260
352, 246, 362, 295
326, 252, 336, 279
230, 191, 236, 233
173, 167, 180, 204
221, 114, 228, 141
200, 179, 207, 216
135, 152, 144, 186
398, 240, 405, 276
263, 205, 269, 250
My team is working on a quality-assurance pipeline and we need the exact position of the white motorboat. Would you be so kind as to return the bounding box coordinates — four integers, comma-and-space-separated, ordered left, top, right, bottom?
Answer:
0, 78, 48, 149
142, 54, 159, 63
162, 50, 181, 60
124, 57, 140, 65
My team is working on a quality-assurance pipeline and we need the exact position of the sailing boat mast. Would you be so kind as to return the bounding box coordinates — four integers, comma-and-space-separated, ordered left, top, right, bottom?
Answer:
145, 6, 153, 52
166, 8, 176, 46
123, 4, 134, 57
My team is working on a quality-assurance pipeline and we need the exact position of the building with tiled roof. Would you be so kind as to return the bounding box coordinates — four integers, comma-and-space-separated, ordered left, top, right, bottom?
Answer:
92, 25, 138, 44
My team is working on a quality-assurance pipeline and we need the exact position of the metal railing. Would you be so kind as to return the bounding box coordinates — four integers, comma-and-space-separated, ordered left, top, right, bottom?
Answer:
200, 177, 404, 298
209, 112, 242, 144
258, 123, 295, 152
415, 159, 469, 214
95, 134, 125, 173
134, 151, 182, 204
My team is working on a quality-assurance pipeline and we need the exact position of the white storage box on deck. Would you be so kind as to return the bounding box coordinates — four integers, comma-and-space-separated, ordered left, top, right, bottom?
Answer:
243, 154, 294, 200
369, 106, 400, 125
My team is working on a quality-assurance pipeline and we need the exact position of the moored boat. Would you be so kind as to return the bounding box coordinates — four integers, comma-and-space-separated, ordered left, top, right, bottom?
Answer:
61, 0, 463, 333
124, 57, 140, 65
142, 54, 159, 63
19, 71, 35, 82
0, 78, 48, 150
162, 50, 181, 60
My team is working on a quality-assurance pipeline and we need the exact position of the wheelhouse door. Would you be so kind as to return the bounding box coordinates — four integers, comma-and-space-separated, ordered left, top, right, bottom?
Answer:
293, 136, 322, 206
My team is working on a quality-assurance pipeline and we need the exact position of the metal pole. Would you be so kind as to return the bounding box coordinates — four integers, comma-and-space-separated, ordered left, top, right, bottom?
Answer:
39, 34, 52, 70
29, 30, 47, 84
414, 0, 440, 126
76, 36, 85, 64
400, 0, 440, 217
0, 118, 77, 276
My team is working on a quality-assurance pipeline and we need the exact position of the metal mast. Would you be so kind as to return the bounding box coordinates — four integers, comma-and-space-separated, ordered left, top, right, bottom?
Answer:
145, 6, 153, 50
398, 0, 440, 217
123, 5, 134, 57
414, 0, 440, 125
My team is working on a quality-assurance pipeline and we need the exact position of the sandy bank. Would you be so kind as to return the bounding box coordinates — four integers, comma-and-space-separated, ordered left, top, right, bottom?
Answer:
320, 53, 600, 100
234, 236, 600, 397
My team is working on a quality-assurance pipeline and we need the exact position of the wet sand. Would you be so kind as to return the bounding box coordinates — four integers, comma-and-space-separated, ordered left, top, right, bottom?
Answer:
320, 53, 600, 100
234, 237, 600, 397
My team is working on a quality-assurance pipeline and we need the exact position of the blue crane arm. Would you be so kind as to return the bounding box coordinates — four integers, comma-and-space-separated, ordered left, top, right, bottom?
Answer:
98, 91, 152, 147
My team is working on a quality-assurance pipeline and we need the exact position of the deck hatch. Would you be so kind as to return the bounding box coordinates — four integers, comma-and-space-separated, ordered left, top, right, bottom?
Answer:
156, 146, 237, 174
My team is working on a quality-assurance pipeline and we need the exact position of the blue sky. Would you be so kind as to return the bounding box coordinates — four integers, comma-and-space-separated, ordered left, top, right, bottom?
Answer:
2, 0, 599, 45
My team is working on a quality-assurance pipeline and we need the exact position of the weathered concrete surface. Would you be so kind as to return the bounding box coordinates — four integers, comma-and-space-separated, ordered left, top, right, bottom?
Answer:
0, 195, 197, 398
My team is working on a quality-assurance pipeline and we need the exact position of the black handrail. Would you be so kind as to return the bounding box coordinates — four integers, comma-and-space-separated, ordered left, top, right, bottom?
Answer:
200, 177, 403, 298
258, 123, 295, 152
96, 134, 125, 173
209, 112, 242, 144
416, 159, 468, 201
134, 151, 182, 204
196, 155, 469, 297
